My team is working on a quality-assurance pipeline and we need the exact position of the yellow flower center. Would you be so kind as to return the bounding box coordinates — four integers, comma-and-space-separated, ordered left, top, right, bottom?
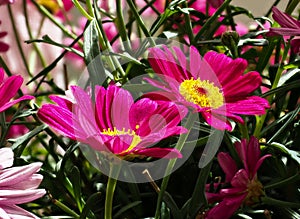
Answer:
102, 125, 141, 154
179, 78, 224, 109
244, 178, 264, 205
37, 0, 60, 14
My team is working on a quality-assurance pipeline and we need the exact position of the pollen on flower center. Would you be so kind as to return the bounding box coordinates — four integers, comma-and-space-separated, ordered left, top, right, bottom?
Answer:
179, 78, 224, 109
244, 178, 264, 205
37, 0, 60, 14
102, 126, 141, 152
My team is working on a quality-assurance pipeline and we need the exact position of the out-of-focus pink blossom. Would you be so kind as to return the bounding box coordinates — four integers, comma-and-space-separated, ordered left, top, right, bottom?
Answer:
0, 147, 46, 218
0, 0, 14, 5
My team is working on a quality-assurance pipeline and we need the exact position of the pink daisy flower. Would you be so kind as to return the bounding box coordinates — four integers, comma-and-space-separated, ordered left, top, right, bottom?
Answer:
0, 147, 46, 219
38, 85, 187, 159
145, 46, 269, 131
205, 136, 271, 219
0, 68, 34, 113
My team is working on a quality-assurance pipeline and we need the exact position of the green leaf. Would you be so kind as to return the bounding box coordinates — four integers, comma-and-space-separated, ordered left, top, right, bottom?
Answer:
83, 18, 106, 86
114, 201, 142, 218
80, 192, 102, 219
269, 142, 300, 165
68, 166, 83, 212
10, 124, 47, 151
183, 161, 212, 218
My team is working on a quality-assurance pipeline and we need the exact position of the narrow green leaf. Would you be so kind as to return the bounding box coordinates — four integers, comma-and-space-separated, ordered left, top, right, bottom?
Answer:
114, 201, 142, 218
83, 19, 106, 86
68, 166, 83, 212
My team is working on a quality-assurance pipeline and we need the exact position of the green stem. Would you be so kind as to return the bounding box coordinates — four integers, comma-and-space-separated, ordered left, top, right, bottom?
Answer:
23, 0, 47, 72
72, 0, 94, 20
254, 41, 290, 138
194, 0, 232, 42
105, 164, 121, 219
7, 4, 31, 75
116, 0, 132, 51
31, 0, 83, 46
154, 112, 197, 219
183, 1, 194, 45
126, 0, 156, 47
285, 0, 300, 14
53, 199, 80, 218
238, 121, 249, 140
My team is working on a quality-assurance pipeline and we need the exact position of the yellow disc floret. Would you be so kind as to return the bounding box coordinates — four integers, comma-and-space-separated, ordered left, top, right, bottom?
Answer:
102, 126, 141, 154
179, 78, 224, 109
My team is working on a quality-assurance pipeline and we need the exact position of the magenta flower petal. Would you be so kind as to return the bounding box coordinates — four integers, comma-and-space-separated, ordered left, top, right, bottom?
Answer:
0, 95, 34, 113
217, 152, 238, 182
134, 147, 182, 158
38, 104, 78, 139
0, 76, 23, 106
205, 194, 247, 219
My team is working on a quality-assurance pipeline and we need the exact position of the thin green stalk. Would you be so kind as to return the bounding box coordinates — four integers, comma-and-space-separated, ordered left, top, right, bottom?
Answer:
86, 0, 95, 17
194, 0, 232, 42
31, 0, 82, 46
7, 4, 31, 75
238, 121, 249, 140
52, 199, 80, 218
126, 0, 156, 47
286, 0, 300, 14
154, 112, 197, 219
183, 1, 194, 45
105, 164, 121, 219
116, 0, 132, 51
254, 41, 290, 137
72, 0, 93, 20
23, 0, 47, 72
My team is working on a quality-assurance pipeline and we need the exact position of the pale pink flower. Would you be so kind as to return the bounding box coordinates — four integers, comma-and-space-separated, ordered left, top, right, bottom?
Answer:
0, 147, 46, 218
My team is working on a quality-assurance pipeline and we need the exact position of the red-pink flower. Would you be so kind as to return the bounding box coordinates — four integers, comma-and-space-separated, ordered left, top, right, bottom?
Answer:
0, 147, 46, 218
0, 68, 34, 113
205, 136, 271, 219
268, 6, 300, 53
38, 85, 187, 159
145, 46, 269, 131
0, 21, 9, 52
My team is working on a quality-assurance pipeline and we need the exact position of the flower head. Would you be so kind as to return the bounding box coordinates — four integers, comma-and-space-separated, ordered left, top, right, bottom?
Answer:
38, 85, 187, 160
0, 147, 46, 218
0, 68, 34, 113
145, 46, 269, 131
205, 136, 271, 219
